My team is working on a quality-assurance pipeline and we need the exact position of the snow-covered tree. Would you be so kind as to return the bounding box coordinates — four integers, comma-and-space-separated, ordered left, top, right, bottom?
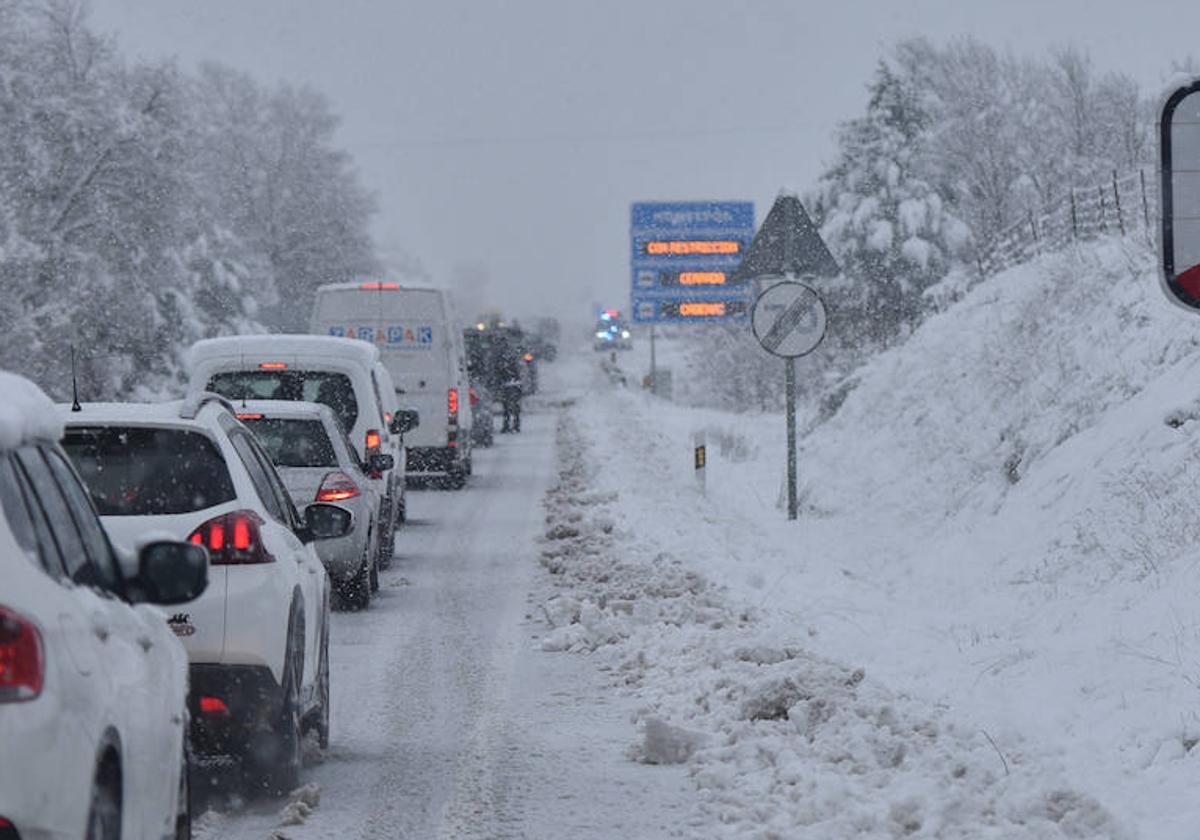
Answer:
813, 59, 970, 347
0, 0, 381, 397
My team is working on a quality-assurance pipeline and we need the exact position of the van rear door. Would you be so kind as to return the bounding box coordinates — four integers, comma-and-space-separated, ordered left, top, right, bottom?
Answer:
312, 286, 450, 450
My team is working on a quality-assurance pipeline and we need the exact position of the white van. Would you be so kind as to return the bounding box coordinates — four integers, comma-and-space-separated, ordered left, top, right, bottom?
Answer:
311, 282, 473, 487
185, 335, 417, 564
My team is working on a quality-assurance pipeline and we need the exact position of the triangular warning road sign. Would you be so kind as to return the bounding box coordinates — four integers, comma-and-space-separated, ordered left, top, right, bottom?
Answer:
730, 192, 840, 284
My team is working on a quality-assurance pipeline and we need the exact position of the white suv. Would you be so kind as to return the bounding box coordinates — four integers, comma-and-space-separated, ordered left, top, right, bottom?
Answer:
62, 395, 349, 794
0, 372, 208, 840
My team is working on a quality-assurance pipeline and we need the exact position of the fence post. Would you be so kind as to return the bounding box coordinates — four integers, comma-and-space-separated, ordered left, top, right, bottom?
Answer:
1140, 168, 1151, 230
1028, 209, 1038, 254
1112, 170, 1125, 237
1070, 189, 1078, 240
1098, 184, 1108, 234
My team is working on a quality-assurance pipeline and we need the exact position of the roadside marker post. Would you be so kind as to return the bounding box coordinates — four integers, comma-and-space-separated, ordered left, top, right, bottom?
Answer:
694, 430, 707, 496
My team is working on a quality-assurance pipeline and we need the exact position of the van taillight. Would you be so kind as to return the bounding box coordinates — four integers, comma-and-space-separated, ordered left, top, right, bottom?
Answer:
188, 511, 274, 565
365, 429, 382, 451
448, 388, 459, 418
316, 471, 360, 502
0, 606, 44, 703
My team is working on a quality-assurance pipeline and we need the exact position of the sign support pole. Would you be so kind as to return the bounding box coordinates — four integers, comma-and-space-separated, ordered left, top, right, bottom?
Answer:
785, 356, 797, 520
650, 325, 657, 392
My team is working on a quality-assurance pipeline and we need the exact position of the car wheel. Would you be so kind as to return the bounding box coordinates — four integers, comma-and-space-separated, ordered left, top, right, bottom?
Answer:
175, 738, 191, 840
85, 760, 121, 840
313, 617, 330, 750
342, 550, 372, 610
246, 635, 303, 796
369, 553, 380, 593
447, 466, 467, 490
376, 510, 395, 569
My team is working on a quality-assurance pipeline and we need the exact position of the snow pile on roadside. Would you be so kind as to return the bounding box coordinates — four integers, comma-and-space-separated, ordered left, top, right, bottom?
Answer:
801, 237, 1197, 532
537, 406, 1128, 838
593, 236, 1200, 836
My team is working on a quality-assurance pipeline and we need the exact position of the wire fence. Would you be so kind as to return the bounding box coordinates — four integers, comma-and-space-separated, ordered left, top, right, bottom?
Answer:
978, 168, 1157, 278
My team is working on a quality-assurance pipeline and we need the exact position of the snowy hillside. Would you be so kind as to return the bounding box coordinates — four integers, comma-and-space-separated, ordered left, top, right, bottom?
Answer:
569, 237, 1200, 837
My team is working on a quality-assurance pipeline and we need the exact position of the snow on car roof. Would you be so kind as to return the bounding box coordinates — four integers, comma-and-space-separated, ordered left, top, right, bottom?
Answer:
0, 372, 63, 449
60, 400, 197, 426
187, 334, 380, 369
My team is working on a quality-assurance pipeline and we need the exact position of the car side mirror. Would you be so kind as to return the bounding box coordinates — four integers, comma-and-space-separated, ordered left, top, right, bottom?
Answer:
134, 541, 209, 605
390, 409, 419, 435
303, 503, 353, 542
367, 452, 395, 474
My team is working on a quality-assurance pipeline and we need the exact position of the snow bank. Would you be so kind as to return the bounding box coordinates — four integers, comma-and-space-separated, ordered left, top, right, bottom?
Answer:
576, 235, 1200, 837
0, 371, 63, 449
537, 400, 1128, 837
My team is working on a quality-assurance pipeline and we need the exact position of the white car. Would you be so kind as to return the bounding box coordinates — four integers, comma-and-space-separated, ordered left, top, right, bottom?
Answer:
185, 335, 414, 568
62, 395, 349, 794
0, 372, 208, 840
235, 400, 386, 609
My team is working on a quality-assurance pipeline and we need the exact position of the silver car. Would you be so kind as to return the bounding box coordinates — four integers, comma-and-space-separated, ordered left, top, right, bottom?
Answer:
236, 399, 388, 609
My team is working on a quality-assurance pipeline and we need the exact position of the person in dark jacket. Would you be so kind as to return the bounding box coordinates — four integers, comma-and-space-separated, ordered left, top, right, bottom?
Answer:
496, 347, 523, 433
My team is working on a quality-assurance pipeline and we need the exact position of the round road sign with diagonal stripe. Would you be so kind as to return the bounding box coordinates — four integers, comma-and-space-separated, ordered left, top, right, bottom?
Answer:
751, 280, 827, 358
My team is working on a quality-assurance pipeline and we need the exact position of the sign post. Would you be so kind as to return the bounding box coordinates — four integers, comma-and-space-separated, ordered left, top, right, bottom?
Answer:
693, 430, 707, 495
751, 281, 828, 519
737, 192, 840, 521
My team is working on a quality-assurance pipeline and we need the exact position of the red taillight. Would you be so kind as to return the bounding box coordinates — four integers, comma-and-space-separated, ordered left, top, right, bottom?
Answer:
236, 413, 264, 420
258, 362, 287, 370
365, 429, 382, 451
360, 282, 401, 290
523, 352, 534, 362
316, 471, 360, 502
199, 696, 230, 717
232, 516, 251, 551
187, 511, 274, 565
469, 387, 479, 406
0, 606, 44, 703
448, 388, 459, 418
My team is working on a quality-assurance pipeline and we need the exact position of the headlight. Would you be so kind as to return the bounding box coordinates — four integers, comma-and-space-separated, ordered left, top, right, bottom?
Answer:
595, 331, 608, 338
621, 330, 631, 338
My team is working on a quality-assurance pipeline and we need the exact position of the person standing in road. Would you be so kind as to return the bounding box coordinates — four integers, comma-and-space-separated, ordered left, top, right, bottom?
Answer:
496, 345, 523, 433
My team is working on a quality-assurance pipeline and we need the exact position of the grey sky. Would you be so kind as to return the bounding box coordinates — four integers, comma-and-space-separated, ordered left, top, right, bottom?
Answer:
92, 0, 1200, 323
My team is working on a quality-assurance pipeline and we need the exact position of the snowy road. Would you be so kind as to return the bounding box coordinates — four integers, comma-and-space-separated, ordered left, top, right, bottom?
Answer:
194, 375, 692, 840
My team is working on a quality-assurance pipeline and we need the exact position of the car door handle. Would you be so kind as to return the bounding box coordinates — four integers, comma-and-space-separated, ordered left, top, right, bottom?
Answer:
91, 619, 110, 642
136, 635, 154, 652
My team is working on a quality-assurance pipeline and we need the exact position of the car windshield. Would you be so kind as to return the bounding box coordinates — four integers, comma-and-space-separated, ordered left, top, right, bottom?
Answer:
240, 418, 338, 468
208, 371, 359, 432
62, 427, 236, 516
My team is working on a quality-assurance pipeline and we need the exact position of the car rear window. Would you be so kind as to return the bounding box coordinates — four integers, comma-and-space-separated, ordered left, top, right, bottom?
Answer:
208, 371, 359, 432
62, 427, 236, 516
240, 418, 338, 468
